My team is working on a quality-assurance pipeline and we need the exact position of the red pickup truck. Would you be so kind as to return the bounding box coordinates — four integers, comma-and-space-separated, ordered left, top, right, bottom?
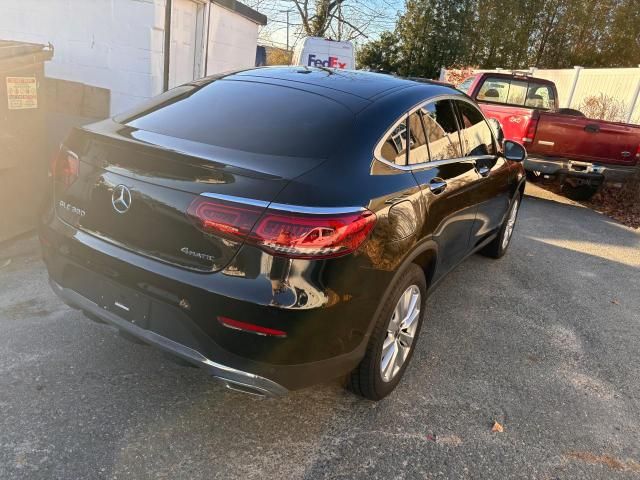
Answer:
459, 72, 640, 199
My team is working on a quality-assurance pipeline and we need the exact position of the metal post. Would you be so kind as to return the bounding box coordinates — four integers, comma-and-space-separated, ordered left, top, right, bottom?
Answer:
626, 65, 640, 123
566, 66, 582, 109
163, 0, 173, 92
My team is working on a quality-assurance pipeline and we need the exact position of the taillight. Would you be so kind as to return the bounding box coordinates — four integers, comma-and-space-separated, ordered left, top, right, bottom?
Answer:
635, 144, 640, 159
251, 209, 376, 258
53, 147, 79, 189
187, 197, 263, 239
187, 197, 377, 259
522, 113, 539, 144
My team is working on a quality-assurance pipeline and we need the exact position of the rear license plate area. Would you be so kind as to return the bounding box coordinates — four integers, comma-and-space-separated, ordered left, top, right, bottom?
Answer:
64, 265, 150, 328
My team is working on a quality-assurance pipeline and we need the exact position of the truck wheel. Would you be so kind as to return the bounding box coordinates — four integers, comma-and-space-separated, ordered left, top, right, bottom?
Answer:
562, 184, 598, 201
526, 170, 543, 183
348, 264, 427, 401
480, 194, 521, 259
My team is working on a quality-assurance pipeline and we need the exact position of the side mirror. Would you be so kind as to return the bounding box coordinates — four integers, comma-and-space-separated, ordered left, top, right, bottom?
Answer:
487, 118, 504, 145
503, 140, 527, 162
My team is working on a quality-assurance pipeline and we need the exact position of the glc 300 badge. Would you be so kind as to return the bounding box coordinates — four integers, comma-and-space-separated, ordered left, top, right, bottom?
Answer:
58, 200, 86, 217
112, 185, 132, 214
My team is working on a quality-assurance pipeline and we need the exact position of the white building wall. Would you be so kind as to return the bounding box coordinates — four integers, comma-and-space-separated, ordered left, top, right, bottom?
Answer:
206, 3, 259, 75
0, 0, 262, 115
0, 0, 167, 115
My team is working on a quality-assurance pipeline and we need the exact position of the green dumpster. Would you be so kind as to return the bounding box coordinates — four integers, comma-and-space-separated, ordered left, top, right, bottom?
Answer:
0, 40, 54, 242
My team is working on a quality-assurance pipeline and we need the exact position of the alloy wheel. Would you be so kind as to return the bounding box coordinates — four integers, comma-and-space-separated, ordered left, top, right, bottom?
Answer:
380, 285, 421, 382
502, 199, 519, 250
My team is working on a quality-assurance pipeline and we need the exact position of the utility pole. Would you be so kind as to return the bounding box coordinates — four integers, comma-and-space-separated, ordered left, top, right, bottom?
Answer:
286, 9, 290, 52
279, 9, 292, 53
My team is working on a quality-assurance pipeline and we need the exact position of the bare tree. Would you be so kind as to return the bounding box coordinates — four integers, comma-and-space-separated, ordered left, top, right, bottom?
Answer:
252, 0, 396, 43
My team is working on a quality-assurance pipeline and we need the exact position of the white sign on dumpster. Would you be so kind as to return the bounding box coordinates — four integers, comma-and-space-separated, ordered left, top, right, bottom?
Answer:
6, 76, 38, 110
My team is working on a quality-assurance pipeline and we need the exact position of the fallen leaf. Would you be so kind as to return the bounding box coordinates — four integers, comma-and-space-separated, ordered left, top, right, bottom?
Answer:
611, 299, 620, 305
491, 421, 504, 433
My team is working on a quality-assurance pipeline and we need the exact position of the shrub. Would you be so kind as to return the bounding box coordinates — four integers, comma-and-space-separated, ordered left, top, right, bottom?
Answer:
579, 93, 628, 122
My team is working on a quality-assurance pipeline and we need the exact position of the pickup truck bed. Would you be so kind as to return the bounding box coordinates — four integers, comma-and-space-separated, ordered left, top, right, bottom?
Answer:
525, 110, 640, 183
459, 72, 640, 198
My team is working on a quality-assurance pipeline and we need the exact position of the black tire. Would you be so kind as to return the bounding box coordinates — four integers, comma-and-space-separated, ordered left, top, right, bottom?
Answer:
562, 184, 598, 201
480, 193, 521, 259
348, 263, 427, 401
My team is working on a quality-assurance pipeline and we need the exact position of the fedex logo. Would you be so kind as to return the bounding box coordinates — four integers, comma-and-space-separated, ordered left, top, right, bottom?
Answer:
308, 54, 347, 69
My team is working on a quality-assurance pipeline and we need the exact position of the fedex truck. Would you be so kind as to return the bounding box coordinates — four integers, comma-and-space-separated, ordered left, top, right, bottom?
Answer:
292, 37, 355, 70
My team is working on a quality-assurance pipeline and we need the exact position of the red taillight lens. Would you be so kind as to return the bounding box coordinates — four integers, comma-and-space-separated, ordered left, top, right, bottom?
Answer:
187, 197, 264, 239
250, 209, 376, 259
53, 147, 79, 189
522, 116, 538, 143
186, 197, 377, 259
217, 316, 287, 337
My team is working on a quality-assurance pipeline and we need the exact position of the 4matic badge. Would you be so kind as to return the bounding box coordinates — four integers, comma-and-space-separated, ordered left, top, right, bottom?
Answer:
180, 247, 216, 263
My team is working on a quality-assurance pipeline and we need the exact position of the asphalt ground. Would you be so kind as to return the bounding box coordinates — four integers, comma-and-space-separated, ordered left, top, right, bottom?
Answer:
1, 184, 639, 479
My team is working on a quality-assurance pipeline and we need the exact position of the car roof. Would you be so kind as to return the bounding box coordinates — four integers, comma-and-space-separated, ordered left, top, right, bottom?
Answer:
218, 67, 451, 102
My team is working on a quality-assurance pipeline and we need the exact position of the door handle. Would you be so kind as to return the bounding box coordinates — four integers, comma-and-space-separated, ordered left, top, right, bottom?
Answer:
428, 177, 447, 194
477, 165, 491, 177
584, 123, 600, 133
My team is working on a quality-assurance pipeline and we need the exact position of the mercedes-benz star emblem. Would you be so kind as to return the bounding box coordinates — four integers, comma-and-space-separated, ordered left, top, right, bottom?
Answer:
111, 185, 132, 214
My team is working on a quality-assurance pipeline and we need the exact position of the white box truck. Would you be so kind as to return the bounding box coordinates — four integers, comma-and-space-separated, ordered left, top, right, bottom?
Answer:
292, 37, 355, 70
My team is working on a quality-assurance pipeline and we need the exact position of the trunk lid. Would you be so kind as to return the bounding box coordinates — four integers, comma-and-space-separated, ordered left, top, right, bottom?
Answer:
55, 120, 324, 272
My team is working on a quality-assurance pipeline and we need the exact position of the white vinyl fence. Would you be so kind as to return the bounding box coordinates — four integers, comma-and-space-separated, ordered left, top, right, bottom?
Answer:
441, 66, 640, 125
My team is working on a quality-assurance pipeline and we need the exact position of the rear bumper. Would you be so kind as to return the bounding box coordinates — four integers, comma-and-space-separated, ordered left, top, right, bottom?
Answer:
39, 214, 384, 392
524, 156, 636, 183
50, 279, 288, 397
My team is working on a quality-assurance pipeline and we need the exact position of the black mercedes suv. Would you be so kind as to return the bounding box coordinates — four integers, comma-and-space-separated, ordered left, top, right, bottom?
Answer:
41, 67, 526, 400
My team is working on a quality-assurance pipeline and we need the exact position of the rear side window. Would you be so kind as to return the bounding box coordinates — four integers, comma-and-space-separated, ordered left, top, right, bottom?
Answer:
525, 83, 555, 109
477, 76, 555, 109
120, 80, 353, 159
422, 100, 461, 161
455, 101, 496, 156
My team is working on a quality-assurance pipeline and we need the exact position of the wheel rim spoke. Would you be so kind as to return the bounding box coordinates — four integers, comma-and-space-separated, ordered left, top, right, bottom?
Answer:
502, 200, 518, 249
381, 341, 398, 380
382, 332, 395, 353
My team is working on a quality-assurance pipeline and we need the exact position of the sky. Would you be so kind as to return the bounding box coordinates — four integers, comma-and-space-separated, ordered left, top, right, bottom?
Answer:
248, 0, 405, 50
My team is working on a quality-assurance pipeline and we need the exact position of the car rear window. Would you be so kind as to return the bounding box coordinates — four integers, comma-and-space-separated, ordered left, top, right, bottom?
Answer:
477, 77, 555, 109
456, 76, 475, 94
117, 80, 353, 159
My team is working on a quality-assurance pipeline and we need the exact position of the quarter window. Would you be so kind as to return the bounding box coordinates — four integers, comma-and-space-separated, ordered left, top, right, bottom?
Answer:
456, 101, 496, 156
407, 112, 429, 165
422, 100, 462, 161
380, 120, 409, 166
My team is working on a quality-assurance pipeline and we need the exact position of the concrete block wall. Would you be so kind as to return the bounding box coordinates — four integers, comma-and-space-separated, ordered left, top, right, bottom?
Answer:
0, 0, 166, 115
